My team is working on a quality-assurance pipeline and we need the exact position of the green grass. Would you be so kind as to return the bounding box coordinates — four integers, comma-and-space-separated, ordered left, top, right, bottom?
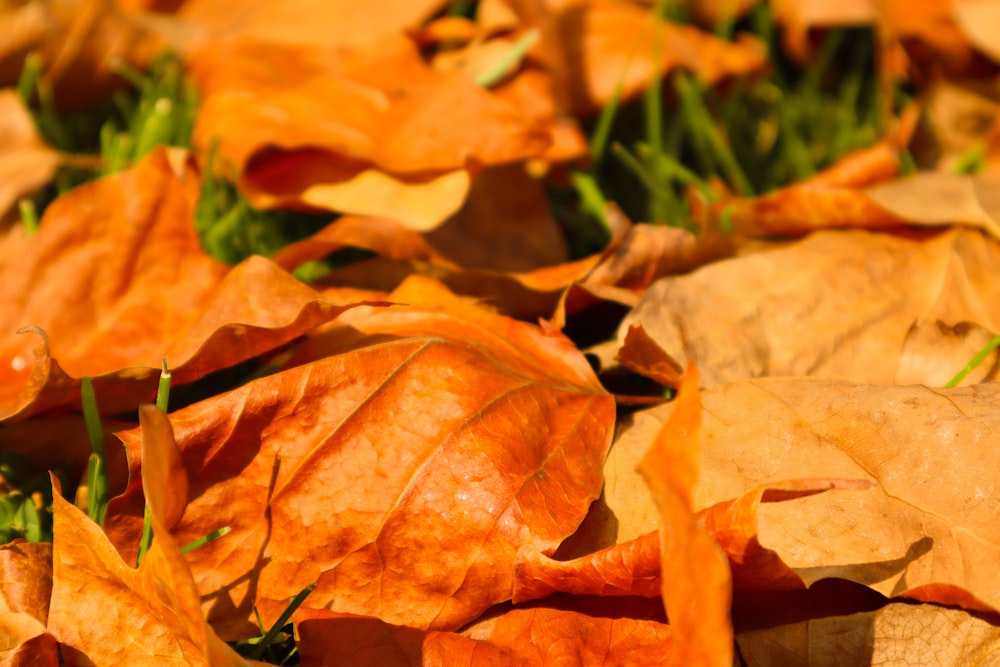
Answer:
567, 5, 910, 236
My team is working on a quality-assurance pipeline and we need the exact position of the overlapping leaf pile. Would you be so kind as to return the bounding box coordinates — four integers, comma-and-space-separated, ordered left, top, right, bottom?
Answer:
3, 0, 1000, 665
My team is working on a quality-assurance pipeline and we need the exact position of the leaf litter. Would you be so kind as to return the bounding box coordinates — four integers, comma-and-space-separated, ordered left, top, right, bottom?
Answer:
3, 0, 1000, 664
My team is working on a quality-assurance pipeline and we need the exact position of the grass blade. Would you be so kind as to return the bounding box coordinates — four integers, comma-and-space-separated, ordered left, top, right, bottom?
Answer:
248, 582, 317, 660
81, 377, 107, 525
181, 526, 231, 554
137, 360, 173, 566
945, 334, 1000, 388
475, 29, 540, 89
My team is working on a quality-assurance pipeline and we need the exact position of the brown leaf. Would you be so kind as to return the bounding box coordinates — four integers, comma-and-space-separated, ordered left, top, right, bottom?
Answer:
46, 407, 250, 665
615, 324, 684, 388
104, 279, 614, 638
691, 378, 1000, 614
737, 602, 1000, 666
0, 148, 362, 421
617, 227, 1000, 388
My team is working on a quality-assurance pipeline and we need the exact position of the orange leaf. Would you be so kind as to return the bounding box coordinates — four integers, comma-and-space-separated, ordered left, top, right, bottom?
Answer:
296, 598, 678, 666
104, 281, 614, 638
0, 90, 62, 222
637, 365, 733, 666
46, 407, 250, 665
544, 0, 767, 114
175, 0, 446, 51
0, 148, 366, 422
0, 542, 57, 666
188, 36, 550, 228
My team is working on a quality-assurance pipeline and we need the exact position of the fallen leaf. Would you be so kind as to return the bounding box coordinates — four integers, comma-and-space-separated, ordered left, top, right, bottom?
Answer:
738, 601, 1000, 666
104, 279, 615, 638
638, 365, 732, 666
0, 0, 163, 109
542, 0, 768, 114
0, 541, 57, 666
617, 227, 1000, 388
0, 148, 363, 421
0, 90, 63, 223
769, 0, 975, 76
176, 0, 446, 50
46, 406, 251, 665
295, 597, 674, 666
691, 378, 1000, 614
189, 36, 551, 229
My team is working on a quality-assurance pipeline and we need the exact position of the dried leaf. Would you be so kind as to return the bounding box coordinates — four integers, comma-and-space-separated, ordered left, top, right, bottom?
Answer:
617, 227, 1000, 388
296, 597, 674, 666
543, 0, 767, 114
189, 36, 550, 229
46, 407, 250, 665
176, 0, 446, 50
692, 378, 1000, 614
0, 90, 62, 223
0, 0, 163, 109
0, 148, 362, 421
104, 280, 614, 637
738, 602, 1000, 666
638, 365, 733, 666
0, 542, 56, 666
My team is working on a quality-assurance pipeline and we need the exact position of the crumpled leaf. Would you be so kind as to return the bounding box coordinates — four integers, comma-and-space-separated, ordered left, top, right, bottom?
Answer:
46, 406, 252, 666
616, 227, 1000, 389
737, 601, 1000, 666
188, 35, 551, 229
104, 277, 615, 638
0, 148, 363, 422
